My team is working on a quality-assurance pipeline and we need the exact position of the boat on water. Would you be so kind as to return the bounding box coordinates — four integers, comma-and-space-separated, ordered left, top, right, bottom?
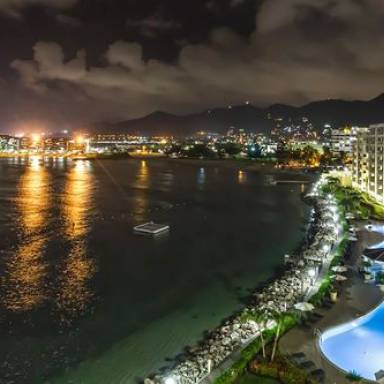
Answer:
134, 222, 170, 235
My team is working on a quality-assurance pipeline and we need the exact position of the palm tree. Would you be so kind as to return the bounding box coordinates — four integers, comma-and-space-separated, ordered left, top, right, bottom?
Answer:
253, 310, 269, 359
269, 310, 283, 362
346, 370, 362, 382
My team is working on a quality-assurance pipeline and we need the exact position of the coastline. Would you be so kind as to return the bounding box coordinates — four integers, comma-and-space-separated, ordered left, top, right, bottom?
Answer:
0, 154, 313, 173
146, 175, 343, 384
0, 161, 316, 382
42, 160, 309, 383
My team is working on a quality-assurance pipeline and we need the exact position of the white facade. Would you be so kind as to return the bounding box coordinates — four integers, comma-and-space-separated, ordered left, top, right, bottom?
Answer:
331, 127, 368, 153
352, 124, 384, 203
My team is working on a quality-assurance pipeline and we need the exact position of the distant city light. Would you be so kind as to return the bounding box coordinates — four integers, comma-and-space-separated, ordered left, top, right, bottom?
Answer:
31, 133, 41, 144
76, 135, 85, 144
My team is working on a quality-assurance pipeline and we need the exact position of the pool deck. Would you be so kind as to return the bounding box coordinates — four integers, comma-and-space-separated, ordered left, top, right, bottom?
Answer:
279, 221, 384, 384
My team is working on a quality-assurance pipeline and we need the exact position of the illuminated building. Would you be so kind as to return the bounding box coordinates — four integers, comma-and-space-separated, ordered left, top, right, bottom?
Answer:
330, 126, 368, 153
43, 136, 68, 151
352, 124, 384, 203
0, 135, 20, 151
19, 136, 32, 150
89, 134, 170, 153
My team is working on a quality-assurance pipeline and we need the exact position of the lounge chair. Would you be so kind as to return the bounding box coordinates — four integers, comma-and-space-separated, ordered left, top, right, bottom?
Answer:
310, 368, 326, 383
291, 352, 306, 359
299, 360, 316, 370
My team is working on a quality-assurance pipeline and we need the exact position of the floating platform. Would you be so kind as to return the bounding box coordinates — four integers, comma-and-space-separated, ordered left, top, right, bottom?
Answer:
134, 222, 170, 235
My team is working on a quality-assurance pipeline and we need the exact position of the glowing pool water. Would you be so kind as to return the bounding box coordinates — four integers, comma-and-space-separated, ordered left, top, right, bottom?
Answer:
319, 301, 384, 381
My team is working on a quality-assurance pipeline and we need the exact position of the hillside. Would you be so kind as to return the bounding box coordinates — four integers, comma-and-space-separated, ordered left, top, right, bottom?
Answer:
92, 94, 384, 136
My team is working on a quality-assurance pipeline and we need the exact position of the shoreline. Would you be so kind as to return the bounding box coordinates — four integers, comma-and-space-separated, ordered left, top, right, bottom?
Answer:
0, 161, 310, 384
0, 154, 313, 172
146, 175, 344, 384
0, 155, 316, 184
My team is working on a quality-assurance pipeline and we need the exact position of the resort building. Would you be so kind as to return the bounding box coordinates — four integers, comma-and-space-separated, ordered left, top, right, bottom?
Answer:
0, 134, 20, 151
330, 126, 369, 154
352, 124, 384, 203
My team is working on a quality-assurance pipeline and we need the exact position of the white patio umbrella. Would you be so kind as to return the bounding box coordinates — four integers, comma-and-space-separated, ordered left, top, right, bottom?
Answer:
334, 274, 347, 281
331, 266, 348, 273
377, 285, 384, 293
294, 302, 315, 312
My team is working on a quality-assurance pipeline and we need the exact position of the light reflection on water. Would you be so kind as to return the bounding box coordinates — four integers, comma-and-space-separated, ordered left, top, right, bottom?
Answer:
2, 159, 50, 311
55, 160, 96, 326
197, 167, 205, 188
136, 160, 150, 189
0, 159, 311, 384
238, 169, 246, 184
1, 159, 97, 323
132, 160, 150, 220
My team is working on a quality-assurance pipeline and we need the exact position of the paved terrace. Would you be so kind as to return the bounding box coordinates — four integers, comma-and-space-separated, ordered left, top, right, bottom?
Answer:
279, 222, 384, 384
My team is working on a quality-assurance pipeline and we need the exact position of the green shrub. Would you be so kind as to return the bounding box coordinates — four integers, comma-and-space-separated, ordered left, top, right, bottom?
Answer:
376, 272, 384, 284
346, 370, 363, 382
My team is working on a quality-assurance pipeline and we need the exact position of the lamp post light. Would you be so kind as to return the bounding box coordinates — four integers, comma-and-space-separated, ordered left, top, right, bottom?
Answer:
308, 267, 316, 286
207, 359, 212, 374
322, 244, 330, 255
301, 276, 305, 295
164, 376, 179, 384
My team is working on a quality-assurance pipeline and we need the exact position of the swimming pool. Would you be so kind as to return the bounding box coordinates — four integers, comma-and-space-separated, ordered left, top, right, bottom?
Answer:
319, 301, 384, 381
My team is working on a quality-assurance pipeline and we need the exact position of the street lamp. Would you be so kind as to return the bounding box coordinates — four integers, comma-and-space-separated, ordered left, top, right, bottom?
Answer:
322, 244, 330, 254
164, 376, 179, 384
308, 268, 316, 278
308, 268, 316, 285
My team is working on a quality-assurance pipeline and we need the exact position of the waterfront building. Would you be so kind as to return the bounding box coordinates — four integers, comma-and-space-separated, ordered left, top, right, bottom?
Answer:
19, 136, 32, 150
88, 134, 170, 154
43, 136, 68, 152
352, 124, 384, 203
0, 135, 20, 151
330, 126, 368, 154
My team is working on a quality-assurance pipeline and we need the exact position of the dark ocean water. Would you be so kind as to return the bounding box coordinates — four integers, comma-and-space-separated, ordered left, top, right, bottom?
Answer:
0, 157, 310, 384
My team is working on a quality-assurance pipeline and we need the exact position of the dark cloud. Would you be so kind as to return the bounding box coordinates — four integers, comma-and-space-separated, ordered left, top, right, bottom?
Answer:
0, 0, 78, 18
4, 0, 384, 130
55, 14, 82, 27
126, 12, 181, 38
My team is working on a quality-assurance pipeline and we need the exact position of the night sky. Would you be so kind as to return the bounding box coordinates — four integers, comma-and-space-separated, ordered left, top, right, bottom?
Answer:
1, 0, 384, 132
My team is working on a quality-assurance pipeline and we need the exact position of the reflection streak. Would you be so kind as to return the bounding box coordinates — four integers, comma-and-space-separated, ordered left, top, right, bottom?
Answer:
132, 160, 150, 220
3, 159, 50, 311
56, 161, 95, 325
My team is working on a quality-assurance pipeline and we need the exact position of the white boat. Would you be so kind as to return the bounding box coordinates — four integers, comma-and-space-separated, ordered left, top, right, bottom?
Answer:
134, 222, 170, 235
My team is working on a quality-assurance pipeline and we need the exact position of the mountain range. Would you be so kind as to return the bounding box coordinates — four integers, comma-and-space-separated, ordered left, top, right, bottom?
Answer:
93, 93, 384, 137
